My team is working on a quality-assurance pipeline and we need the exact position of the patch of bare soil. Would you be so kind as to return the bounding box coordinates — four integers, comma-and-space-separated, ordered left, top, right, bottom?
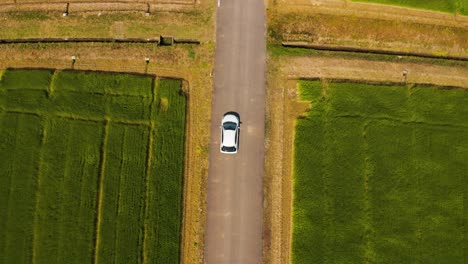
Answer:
264, 54, 468, 264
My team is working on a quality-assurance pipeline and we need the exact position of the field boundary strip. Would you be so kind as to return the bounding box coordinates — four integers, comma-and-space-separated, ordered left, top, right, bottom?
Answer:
30, 117, 48, 264
4, 109, 152, 127
282, 42, 468, 61
141, 77, 157, 264
91, 118, 108, 264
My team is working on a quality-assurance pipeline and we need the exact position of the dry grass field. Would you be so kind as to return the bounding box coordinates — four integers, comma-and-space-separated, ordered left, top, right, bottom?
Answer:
0, 0, 214, 263
268, 0, 468, 57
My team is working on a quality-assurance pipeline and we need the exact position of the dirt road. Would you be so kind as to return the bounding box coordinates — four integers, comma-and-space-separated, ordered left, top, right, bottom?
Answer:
204, 0, 266, 263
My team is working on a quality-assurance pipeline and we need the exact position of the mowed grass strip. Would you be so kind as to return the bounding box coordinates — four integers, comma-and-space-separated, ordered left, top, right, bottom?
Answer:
0, 113, 42, 264
351, 0, 466, 15
145, 79, 186, 263
292, 80, 468, 263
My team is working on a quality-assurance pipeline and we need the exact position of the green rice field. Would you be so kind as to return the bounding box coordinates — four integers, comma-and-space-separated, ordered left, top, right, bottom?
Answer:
352, 0, 466, 15
292, 80, 467, 263
0, 69, 186, 264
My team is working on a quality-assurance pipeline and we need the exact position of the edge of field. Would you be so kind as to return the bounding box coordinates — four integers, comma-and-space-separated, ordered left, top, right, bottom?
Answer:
263, 45, 468, 264
0, 1, 215, 263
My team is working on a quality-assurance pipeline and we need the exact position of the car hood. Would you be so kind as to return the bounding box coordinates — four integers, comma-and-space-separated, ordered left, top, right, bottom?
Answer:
223, 129, 237, 147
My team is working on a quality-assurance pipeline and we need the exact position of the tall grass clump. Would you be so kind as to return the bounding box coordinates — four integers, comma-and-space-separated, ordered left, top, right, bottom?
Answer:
292, 80, 468, 264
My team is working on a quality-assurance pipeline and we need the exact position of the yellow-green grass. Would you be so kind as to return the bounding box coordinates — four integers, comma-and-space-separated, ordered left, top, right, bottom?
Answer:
0, 69, 186, 264
352, 0, 466, 15
0, 10, 212, 41
292, 80, 467, 264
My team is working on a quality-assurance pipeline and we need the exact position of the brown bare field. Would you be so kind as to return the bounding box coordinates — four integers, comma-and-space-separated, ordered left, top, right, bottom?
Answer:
0, 41, 213, 264
268, 0, 468, 57
263, 48, 468, 264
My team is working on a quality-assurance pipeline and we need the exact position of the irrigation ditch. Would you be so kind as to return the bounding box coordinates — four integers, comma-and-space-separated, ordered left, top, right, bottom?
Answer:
0, 36, 201, 45
282, 42, 468, 62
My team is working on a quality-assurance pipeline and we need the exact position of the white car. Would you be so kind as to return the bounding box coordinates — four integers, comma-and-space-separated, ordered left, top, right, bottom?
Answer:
220, 113, 240, 154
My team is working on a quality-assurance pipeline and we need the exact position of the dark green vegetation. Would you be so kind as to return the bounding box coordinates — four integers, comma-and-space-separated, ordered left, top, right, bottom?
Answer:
352, 0, 466, 15
0, 69, 186, 264
292, 80, 467, 263
268, 45, 468, 68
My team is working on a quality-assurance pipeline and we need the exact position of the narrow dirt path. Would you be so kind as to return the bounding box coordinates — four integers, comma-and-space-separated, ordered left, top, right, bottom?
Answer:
282, 56, 468, 88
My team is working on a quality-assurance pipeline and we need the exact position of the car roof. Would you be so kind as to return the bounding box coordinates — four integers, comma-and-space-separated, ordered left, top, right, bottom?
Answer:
222, 129, 237, 147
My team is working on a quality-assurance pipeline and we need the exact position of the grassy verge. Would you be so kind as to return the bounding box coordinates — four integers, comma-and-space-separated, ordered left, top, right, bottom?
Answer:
292, 80, 467, 263
0, 69, 187, 264
351, 0, 466, 15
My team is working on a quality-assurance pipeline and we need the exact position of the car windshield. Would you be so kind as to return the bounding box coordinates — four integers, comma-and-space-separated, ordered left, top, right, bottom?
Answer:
221, 146, 237, 152
223, 121, 237, 130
